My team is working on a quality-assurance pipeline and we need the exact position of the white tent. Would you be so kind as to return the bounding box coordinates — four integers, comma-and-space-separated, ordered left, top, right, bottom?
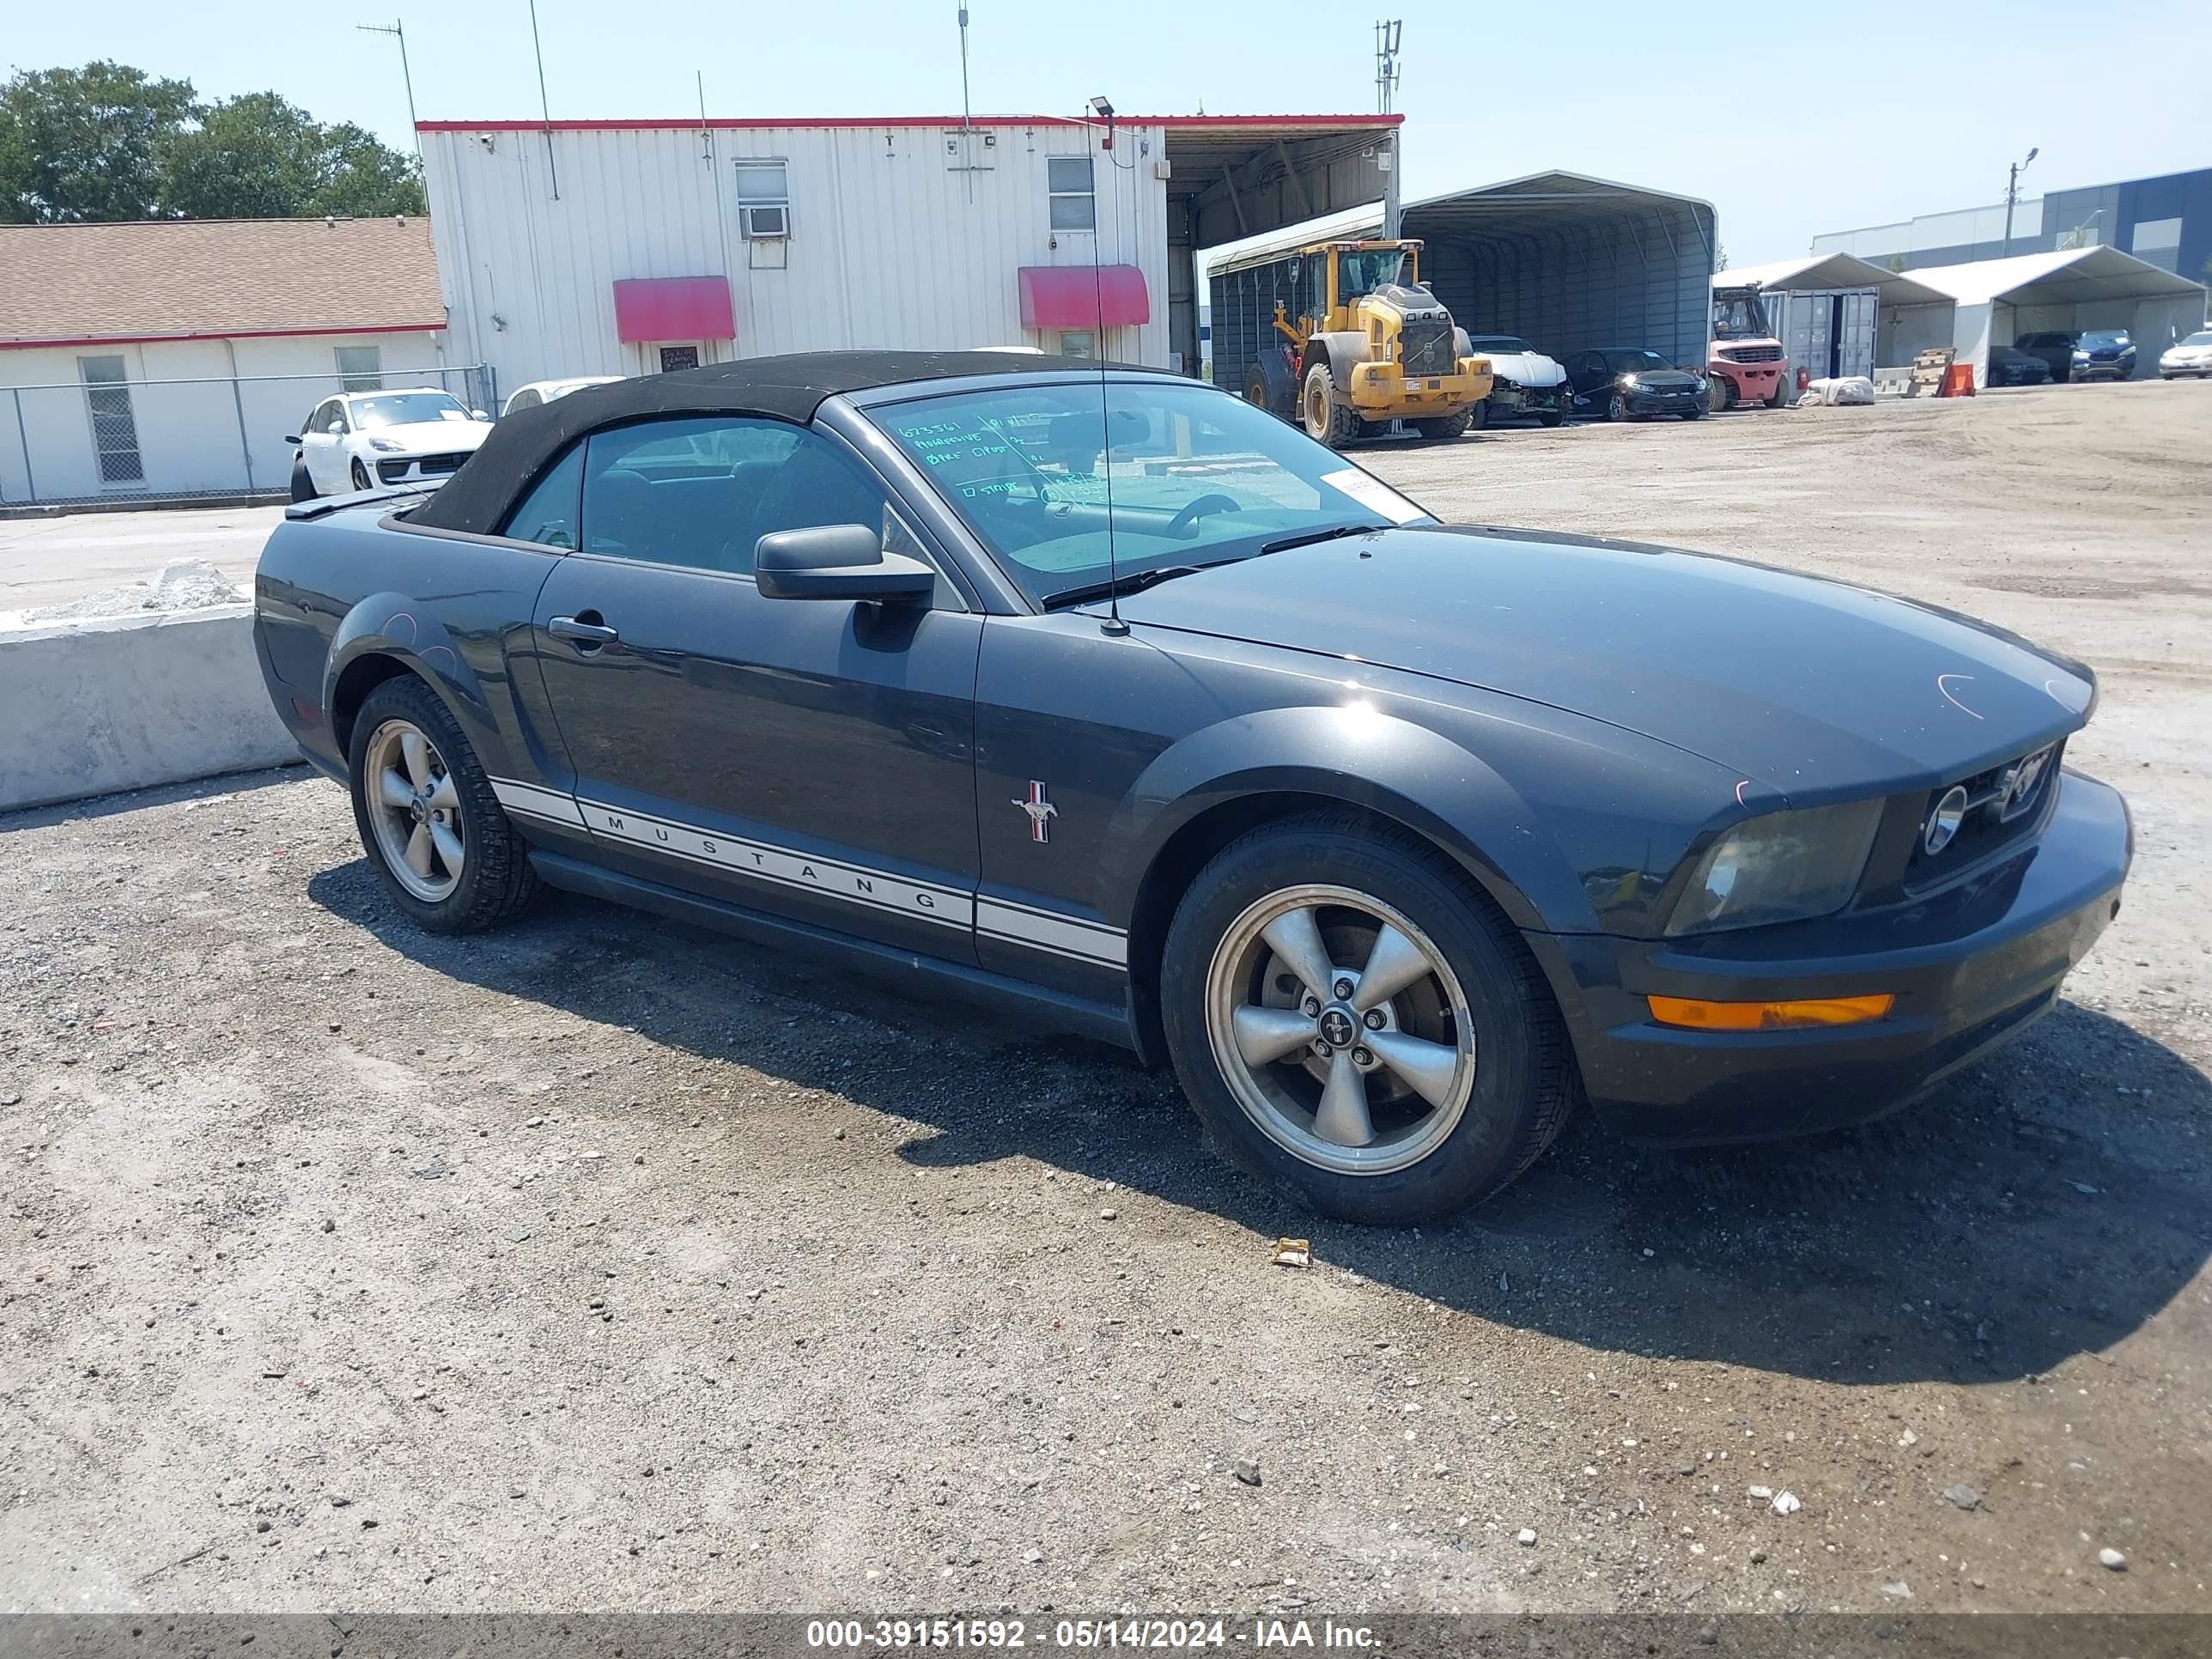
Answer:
1902, 246, 2206, 385
1719, 254, 1950, 380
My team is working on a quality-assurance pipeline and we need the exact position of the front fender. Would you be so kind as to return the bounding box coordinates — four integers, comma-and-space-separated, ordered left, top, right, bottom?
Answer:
324, 590, 494, 745
1101, 704, 1600, 934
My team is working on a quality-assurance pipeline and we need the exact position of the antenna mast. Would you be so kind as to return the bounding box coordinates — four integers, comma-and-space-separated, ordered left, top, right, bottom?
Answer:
529, 0, 560, 199
1376, 19, 1402, 238
356, 22, 420, 166
957, 6, 976, 204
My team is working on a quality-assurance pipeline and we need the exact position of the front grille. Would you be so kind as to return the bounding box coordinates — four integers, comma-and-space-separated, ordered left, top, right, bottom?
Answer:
1719, 343, 1783, 363
1400, 319, 1455, 377
1905, 740, 2062, 889
417, 452, 470, 475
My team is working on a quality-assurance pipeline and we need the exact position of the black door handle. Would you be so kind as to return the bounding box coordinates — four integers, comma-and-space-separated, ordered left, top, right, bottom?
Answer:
549, 613, 619, 647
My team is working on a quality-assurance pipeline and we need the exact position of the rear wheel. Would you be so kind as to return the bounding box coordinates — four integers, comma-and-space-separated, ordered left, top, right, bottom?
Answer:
289, 455, 317, 503
1160, 816, 1576, 1223
350, 458, 373, 492
1413, 410, 1471, 441
1244, 364, 1285, 422
347, 675, 541, 934
1302, 362, 1362, 447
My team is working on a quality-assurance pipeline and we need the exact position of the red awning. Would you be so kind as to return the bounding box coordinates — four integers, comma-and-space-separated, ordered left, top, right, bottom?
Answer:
1018, 264, 1150, 331
611, 276, 736, 344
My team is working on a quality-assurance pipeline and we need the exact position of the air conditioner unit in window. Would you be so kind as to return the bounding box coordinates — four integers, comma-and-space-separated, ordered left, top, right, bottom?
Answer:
740, 204, 789, 240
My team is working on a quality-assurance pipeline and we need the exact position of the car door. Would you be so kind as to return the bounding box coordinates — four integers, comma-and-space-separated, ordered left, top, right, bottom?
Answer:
319, 399, 359, 492
528, 414, 985, 963
298, 399, 343, 490
1565, 353, 1606, 408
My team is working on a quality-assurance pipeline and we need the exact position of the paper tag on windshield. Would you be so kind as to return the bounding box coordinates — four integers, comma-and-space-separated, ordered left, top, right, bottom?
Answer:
1322, 468, 1426, 526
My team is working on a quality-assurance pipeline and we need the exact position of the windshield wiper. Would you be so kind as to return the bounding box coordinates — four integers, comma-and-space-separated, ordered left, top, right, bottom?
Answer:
1259, 522, 1384, 555
1041, 562, 1220, 611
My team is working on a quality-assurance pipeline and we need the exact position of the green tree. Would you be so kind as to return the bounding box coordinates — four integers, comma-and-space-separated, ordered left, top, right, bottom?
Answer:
0, 60, 196, 222
161, 94, 424, 219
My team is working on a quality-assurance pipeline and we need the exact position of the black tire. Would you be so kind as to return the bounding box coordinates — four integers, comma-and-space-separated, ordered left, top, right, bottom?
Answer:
1711, 376, 1736, 413
1537, 410, 1563, 428
1413, 410, 1471, 441
1467, 398, 1491, 430
1607, 391, 1634, 422
1244, 364, 1286, 422
1302, 362, 1362, 447
289, 454, 317, 503
1680, 402, 1705, 420
350, 458, 373, 492
1158, 813, 1576, 1223
1765, 377, 1790, 408
347, 674, 541, 934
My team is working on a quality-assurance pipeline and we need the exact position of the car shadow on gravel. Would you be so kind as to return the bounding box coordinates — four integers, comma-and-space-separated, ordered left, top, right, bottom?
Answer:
309, 860, 2212, 1391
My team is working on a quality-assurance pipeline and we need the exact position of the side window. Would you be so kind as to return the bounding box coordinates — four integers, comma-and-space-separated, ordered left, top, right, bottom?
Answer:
508, 388, 539, 412
499, 444, 586, 550
579, 416, 891, 577
325, 402, 352, 434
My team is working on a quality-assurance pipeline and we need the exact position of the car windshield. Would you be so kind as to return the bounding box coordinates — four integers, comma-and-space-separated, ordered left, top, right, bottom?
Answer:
1468, 336, 1534, 353
872, 378, 1434, 607
2081, 330, 2131, 349
2185, 331, 2212, 347
351, 391, 470, 429
1337, 249, 1406, 298
1711, 294, 1771, 340
1606, 350, 1675, 374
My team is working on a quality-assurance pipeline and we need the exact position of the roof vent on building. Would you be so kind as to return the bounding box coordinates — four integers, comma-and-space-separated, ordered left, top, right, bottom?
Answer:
325, 215, 337, 228
395, 215, 408, 228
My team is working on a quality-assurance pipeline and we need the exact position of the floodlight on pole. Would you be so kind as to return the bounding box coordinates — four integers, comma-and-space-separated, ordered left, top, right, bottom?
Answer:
2002, 146, 2039, 258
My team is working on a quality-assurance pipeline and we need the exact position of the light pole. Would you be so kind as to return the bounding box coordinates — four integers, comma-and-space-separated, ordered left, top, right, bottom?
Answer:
2002, 146, 2038, 257
356, 21, 420, 165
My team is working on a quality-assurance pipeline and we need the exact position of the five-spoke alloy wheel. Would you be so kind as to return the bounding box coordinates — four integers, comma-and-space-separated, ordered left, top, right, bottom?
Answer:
346, 675, 540, 933
1161, 814, 1576, 1222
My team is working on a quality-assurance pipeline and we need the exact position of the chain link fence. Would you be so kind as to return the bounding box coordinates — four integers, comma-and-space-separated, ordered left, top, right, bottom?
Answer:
0, 362, 498, 509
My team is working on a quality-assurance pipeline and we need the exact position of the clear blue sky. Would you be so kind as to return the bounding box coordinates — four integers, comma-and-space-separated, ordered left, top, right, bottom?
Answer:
9, 0, 2203, 264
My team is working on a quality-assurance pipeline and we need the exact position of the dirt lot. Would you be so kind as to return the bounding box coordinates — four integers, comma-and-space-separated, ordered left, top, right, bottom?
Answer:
3, 381, 2207, 1619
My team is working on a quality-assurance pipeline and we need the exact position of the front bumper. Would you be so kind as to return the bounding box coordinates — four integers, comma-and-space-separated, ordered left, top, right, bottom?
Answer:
373, 452, 474, 485
1347, 357, 1496, 411
2073, 358, 2134, 380
1490, 380, 1571, 415
1526, 769, 2130, 1147
1711, 358, 1784, 398
1622, 385, 1705, 414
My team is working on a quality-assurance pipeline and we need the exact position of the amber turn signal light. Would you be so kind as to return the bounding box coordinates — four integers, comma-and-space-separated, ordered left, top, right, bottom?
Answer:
1647, 994, 1895, 1031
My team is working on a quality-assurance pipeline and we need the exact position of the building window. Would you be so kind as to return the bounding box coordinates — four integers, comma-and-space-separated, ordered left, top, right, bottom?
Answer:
1048, 155, 1095, 231
336, 345, 384, 392
736, 160, 790, 239
1057, 330, 1097, 360
79, 356, 144, 486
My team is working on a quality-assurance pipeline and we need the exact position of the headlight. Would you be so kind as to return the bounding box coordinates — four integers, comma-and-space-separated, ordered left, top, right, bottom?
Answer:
368, 438, 404, 453
1665, 800, 1883, 935
1620, 374, 1639, 386
2072, 350, 2090, 363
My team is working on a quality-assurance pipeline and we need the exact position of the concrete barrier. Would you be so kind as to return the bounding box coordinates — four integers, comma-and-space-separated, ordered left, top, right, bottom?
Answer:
0, 604, 299, 813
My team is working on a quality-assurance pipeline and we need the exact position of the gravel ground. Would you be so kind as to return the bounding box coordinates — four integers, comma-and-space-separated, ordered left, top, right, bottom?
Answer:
2, 380, 2207, 1619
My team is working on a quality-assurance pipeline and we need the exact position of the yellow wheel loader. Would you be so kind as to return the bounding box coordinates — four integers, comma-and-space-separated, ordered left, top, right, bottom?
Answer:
1239, 240, 1493, 447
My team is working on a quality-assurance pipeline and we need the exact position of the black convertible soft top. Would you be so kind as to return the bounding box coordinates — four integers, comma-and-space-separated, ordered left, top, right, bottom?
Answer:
410, 349, 1131, 537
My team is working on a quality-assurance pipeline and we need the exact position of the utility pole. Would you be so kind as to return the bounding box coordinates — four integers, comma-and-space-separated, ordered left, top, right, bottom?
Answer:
356, 21, 420, 165
2002, 146, 2038, 257
1376, 20, 1402, 239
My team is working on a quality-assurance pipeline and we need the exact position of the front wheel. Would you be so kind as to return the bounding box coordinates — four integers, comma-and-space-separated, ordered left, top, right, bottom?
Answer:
1765, 376, 1790, 408
1537, 410, 1563, 428
1302, 362, 1362, 447
1710, 375, 1736, 412
348, 675, 541, 934
289, 454, 317, 503
350, 458, 373, 492
1680, 402, 1705, 421
1159, 816, 1576, 1223
1607, 391, 1633, 422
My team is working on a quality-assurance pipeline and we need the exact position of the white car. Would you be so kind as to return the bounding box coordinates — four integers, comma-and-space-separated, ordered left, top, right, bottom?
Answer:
1463, 334, 1571, 427
288, 388, 493, 501
2159, 329, 2212, 379
501, 374, 623, 415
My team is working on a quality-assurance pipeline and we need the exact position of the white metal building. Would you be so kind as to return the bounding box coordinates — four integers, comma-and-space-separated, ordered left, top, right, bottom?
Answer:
417, 112, 1397, 396
0, 217, 457, 506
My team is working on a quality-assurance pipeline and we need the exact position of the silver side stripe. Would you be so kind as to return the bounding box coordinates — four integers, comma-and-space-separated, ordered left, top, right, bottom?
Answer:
488, 777, 586, 827
975, 897, 1127, 966
489, 778, 1126, 968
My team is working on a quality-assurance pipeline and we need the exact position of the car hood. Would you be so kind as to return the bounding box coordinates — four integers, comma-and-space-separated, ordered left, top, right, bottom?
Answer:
1476, 349, 1566, 387
1110, 526, 2092, 798
1619, 368, 1704, 391
363, 420, 491, 453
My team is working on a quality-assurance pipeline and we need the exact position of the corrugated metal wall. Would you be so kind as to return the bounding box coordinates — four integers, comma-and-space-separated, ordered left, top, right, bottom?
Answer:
1416, 212, 1716, 366
421, 121, 1173, 397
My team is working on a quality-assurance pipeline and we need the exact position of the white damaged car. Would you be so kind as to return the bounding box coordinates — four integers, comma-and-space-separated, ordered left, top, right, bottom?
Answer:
287, 388, 494, 501
1464, 334, 1571, 428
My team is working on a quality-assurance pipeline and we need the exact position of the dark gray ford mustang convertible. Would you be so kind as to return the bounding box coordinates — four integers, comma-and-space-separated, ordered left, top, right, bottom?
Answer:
254, 351, 2130, 1221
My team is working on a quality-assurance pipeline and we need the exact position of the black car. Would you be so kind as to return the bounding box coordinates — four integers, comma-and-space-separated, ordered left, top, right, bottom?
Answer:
1565, 348, 1710, 420
1986, 344, 2054, 388
252, 352, 2130, 1223
2072, 328, 2136, 380
2014, 331, 2080, 383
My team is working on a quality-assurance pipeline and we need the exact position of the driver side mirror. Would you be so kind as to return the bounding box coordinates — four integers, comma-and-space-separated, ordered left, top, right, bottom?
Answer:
471, 409, 492, 421
755, 524, 934, 604
283, 435, 302, 447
